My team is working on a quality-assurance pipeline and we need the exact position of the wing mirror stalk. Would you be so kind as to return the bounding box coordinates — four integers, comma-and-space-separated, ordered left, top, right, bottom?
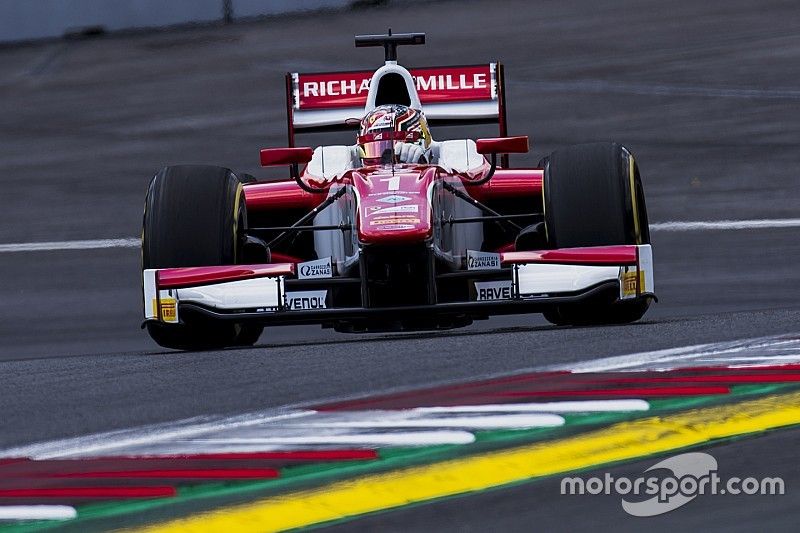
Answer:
260, 147, 327, 194
468, 136, 530, 186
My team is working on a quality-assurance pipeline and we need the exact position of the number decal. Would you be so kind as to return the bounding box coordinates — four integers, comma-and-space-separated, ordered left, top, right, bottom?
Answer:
380, 176, 401, 191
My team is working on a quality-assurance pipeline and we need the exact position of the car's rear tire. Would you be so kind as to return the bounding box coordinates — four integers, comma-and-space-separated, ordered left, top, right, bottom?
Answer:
541, 142, 651, 326
142, 165, 262, 350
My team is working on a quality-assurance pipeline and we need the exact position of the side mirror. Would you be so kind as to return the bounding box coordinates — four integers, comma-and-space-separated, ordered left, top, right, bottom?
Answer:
475, 135, 529, 155
468, 136, 530, 186
259, 147, 325, 194
260, 147, 314, 167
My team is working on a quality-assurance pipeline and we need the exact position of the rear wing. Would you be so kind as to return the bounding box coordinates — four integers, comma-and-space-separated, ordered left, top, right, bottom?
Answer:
285, 63, 508, 147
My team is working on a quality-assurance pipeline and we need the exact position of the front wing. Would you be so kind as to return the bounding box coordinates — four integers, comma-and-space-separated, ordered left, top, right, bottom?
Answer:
143, 245, 654, 326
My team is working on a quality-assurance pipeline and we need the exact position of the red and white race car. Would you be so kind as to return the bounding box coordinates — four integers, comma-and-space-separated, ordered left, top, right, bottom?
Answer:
141, 32, 654, 350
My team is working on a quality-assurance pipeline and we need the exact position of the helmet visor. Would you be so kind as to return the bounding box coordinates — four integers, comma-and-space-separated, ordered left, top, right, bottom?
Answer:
359, 139, 395, 161
358, 131, 421, 162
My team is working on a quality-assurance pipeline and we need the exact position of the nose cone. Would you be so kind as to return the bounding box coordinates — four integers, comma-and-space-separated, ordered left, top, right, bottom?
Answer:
353, 166, 436, 244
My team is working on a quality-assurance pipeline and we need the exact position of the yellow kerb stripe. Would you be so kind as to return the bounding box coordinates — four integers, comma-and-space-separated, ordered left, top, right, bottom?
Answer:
135, 391, 800, 533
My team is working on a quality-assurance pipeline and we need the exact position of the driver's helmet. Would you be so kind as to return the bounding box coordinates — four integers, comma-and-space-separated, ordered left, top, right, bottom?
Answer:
357, 104, 431, 164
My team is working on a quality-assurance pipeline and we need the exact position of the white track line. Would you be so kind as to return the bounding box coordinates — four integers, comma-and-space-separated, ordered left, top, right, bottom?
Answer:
0, 411, 315, 460
0, 238, 139, 252
562, 334, 800, 373
2, 218, 798, 253
650, 219, 800, 231
413, 400, 649, 414
0, 506, 77, 521
195, 432, 476, 446
288, 413, 565, 430
710, 355, 800, 363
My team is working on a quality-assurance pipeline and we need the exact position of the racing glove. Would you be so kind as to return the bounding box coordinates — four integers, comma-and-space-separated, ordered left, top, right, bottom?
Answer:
394, 142, 428, 164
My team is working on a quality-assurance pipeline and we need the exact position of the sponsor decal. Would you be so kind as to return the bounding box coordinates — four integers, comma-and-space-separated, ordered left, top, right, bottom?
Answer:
376, 195, 412, 204
467, 250, 501, 271
620, 268, 644, 298
152, 298, 178, 323
368, 191, 416, 197
298, 257, 333, 280
381, 224, 416, 230
474, 280, 513, 301
368, 204, 419, 216
296, 64, 494, 110
286, 290, 328, 311
370, 217, 420, 225
372, 213, 417, 219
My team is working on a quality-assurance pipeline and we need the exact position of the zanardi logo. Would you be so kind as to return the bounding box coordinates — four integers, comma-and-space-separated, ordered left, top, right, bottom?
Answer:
297, 257, 332, 280
467, 250, 501, 271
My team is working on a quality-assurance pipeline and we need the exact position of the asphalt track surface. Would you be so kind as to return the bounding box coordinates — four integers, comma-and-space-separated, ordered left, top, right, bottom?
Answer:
1, 0, 799, 530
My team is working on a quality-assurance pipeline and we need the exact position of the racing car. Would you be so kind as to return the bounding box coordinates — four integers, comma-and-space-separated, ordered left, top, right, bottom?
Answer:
141, 32, 655, 350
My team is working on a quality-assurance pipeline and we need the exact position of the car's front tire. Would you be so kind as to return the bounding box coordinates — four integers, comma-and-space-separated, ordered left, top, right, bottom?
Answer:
142, 165, 263, 350
540, 142, 651, 326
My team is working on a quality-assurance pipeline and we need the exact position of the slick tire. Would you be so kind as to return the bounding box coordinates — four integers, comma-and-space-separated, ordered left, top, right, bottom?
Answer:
142, 165, 262, 350
541, 142, 651, 326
